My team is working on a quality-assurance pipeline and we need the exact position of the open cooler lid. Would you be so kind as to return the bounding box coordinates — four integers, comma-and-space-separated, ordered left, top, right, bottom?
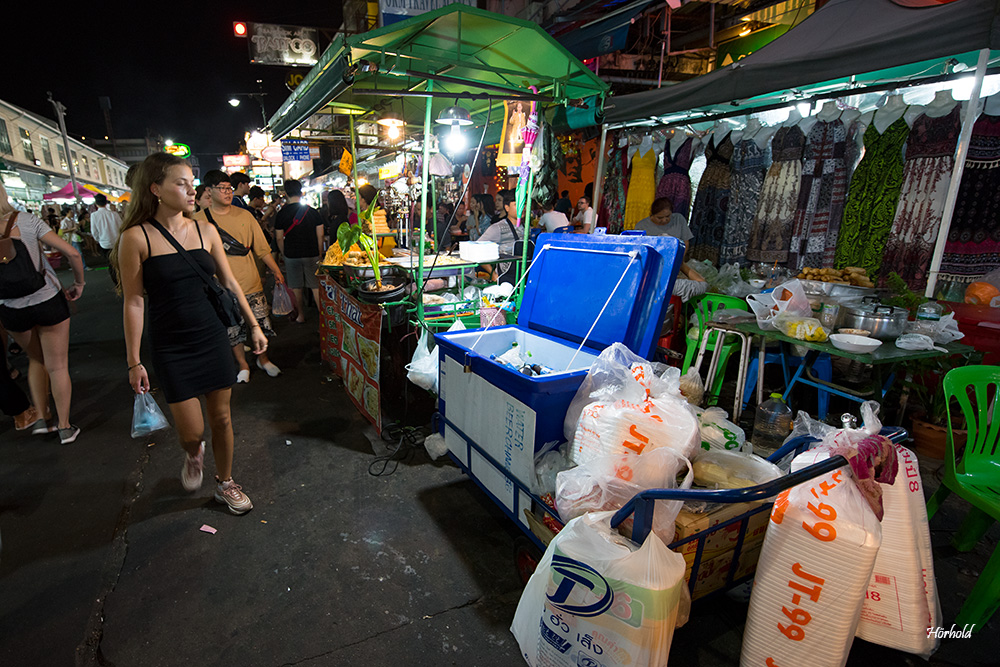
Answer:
517, 234, 683, 358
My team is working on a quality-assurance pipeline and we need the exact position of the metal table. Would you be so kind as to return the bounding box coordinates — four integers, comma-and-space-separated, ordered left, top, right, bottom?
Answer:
694, 318, 973, 419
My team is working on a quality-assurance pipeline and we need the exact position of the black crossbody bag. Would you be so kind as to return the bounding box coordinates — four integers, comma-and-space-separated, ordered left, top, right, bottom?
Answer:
203, 210, 251, 256
148, 219, 244, 328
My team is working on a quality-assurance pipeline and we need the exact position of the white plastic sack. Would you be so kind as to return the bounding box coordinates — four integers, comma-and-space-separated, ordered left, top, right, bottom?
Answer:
565, 344, 700, 464
894, 333, 938, 351
533, 441, 572, 497
678, 368, 705, 406
741, 451, 882, 667
511, 511, 687, 667
692, 450, 781, 489
904, 312, 964, 344
556, 448, 693, 543
856, 444, 940, 658
406, 321, 465, 393
696, 407, 748, 454
746, 279, 812, 330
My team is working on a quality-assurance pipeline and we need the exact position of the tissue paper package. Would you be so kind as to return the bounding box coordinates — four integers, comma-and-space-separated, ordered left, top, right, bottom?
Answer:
741, 452, 882, 667
855, 444, 940, 658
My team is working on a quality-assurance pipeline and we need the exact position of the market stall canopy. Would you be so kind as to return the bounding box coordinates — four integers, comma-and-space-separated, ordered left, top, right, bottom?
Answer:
605, 0, 1000, 125
268, 4, 608, 139
42, 183, 96, 201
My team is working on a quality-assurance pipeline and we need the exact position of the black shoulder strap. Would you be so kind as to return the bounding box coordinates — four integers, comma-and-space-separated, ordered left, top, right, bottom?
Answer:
203, 209, 246, 253
194, 219, 204, 248
503, 218, 522, 240
147, 219, 223, 296
139, 224, 152, 255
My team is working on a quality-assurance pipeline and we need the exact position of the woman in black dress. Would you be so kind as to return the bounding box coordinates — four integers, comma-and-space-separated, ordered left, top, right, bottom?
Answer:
115, 153, 266, 515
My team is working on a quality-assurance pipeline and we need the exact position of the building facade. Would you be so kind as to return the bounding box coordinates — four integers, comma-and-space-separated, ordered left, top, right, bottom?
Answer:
0, 98, 130, 205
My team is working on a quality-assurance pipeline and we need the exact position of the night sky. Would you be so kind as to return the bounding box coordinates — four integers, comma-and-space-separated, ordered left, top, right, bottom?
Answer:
5, 3, 344, 170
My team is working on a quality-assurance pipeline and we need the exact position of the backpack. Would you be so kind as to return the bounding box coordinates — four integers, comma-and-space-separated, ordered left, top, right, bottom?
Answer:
0, 212, 48, 299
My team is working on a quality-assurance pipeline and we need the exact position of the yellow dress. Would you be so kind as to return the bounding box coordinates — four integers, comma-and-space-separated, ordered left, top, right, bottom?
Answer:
623, 148, 657, 230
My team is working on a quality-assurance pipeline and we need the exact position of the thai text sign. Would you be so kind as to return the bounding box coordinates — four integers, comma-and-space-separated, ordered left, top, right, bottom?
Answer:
320, 275, 383, 430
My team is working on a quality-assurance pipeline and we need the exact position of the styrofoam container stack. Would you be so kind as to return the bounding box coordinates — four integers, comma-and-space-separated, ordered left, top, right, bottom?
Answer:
459, 241, 499, 263
741, 451, 882, 667
855, 444, 940, 658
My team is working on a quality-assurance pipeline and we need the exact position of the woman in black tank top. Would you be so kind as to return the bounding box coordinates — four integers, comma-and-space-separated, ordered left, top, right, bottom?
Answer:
113, 153, 266, 515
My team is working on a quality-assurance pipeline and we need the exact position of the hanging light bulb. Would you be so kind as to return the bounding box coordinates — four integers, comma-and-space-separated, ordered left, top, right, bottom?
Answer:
388, 125, 401, 140
446, 123, 466, 153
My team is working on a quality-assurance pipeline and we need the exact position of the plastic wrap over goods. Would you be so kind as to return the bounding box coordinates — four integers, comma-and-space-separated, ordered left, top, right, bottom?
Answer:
564, 343, 700, 465
511, 511, 686, 667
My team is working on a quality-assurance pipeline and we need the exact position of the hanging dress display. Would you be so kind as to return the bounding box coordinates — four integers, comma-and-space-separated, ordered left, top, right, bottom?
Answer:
688, 132, 734, 264
881, 106, 962, 290
787, 119, 849, 270
601, 132, 629, 235
720, 136, 771, 266
835, 115, 910, 275
937, 113, 1000, 299
655, 135, 695, 219
623, 145, 657, 230
746, 126, 805, 264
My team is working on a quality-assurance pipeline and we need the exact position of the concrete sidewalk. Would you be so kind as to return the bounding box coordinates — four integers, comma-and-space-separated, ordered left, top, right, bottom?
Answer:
1, 269, 995, 666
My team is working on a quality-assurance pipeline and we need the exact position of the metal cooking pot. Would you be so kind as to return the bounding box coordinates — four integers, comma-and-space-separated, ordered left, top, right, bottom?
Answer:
838, 303, 908, 340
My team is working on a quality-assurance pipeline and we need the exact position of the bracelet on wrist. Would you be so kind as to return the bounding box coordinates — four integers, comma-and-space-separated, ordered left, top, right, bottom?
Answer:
73, 282, 86, 287
129, 362, 143, 371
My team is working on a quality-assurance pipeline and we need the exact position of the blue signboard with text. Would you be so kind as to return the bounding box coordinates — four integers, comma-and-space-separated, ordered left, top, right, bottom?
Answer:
280, 139, 311, 162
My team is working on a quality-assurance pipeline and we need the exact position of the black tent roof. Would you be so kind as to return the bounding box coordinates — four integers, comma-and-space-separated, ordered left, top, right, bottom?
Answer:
605, 0, 1000, 125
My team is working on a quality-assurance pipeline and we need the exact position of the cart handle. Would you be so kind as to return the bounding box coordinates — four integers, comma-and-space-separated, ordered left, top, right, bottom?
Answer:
612, 427, 908, 543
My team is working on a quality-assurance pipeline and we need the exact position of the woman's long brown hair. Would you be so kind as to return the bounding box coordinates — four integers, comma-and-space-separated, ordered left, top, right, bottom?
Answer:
110, 152, 190, 289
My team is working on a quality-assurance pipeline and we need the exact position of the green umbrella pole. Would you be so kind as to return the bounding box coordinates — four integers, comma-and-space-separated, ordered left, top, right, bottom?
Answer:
417, 81, 433, 325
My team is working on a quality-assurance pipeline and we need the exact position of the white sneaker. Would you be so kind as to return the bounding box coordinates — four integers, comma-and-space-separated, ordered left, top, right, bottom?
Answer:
256, 359, 282, 377
236, 369, 250, 383
181, 442, 205, 492
214, 477, 253, 515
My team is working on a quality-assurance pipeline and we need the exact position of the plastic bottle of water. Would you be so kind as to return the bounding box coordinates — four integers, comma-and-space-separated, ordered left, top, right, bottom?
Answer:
753, 393, 793, 458
916, 299, 944, 321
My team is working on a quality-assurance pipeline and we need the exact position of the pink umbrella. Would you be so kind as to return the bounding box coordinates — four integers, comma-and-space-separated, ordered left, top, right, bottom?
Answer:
43, 183, 96, 201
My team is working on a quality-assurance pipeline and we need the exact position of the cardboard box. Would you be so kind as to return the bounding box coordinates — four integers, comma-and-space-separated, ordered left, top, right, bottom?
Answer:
673, 500, 771, 565
685, 540, 764, 600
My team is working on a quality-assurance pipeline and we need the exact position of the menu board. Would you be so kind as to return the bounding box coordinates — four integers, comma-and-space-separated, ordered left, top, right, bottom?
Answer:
319, 274, 383, 430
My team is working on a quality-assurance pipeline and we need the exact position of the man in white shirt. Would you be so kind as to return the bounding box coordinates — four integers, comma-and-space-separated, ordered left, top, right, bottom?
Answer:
571, 196, 595, 233
537, 199, 570, 233
90, 193, 123, 282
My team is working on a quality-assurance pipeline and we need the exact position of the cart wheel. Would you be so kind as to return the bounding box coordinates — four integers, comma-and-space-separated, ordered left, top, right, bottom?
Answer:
514, 536, 543, 585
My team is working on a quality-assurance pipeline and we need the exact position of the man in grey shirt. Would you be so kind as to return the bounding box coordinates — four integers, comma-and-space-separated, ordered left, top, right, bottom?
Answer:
632, 197, 706, 301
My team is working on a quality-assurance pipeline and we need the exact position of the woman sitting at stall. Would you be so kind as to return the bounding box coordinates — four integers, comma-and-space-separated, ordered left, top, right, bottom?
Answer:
477, 190, 523, 281
633, 197, 705, 300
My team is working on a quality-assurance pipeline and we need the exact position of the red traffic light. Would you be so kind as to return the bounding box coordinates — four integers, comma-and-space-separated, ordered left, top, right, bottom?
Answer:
233, 21, 248, 37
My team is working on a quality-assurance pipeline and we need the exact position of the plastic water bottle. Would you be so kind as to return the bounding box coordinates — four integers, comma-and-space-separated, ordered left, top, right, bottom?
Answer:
916, 299, 944, 321
752, 393, 793, 458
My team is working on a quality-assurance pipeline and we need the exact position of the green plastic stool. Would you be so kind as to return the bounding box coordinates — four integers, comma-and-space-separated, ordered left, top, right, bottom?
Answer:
926, 365, 1000, 633
681, 293, 749, 404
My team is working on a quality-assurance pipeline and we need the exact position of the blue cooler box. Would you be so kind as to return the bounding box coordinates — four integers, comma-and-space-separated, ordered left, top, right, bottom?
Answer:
435, 235, 683, 530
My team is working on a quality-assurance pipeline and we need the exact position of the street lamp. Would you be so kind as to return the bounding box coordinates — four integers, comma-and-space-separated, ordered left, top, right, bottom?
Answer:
228, 80, 269, 128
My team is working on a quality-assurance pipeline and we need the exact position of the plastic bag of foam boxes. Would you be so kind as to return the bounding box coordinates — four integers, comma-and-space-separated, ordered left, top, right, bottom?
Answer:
563, 343, 700, 465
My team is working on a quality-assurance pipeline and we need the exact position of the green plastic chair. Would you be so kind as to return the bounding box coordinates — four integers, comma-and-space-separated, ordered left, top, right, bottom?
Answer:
681, 293, 749, 403
926, 365, 1000, 632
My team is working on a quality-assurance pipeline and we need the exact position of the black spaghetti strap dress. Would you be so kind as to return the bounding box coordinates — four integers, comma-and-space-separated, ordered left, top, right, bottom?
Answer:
141, 223, 236, 403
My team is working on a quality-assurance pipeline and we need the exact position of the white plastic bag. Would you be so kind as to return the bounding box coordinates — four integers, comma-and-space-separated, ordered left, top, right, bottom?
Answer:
511, 511, 687, 667
565, 344, 700, 464
533, 441, 572, 497
904, 312, 964, 344
678, 368, 705, 406
696, 407, 748, 454
131, 392, 170, 438
271, 284, 294, 316
741, 451, 883, 667
406, 321, 465, 393
405, 329, 438, 393
692, 450, 781, 489
894, 333, 937, 351
555, 448, 693, 543
746, 279, 812, 330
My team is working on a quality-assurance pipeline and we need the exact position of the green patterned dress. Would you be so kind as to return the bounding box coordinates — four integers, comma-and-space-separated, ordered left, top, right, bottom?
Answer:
835, 116, 910, 274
